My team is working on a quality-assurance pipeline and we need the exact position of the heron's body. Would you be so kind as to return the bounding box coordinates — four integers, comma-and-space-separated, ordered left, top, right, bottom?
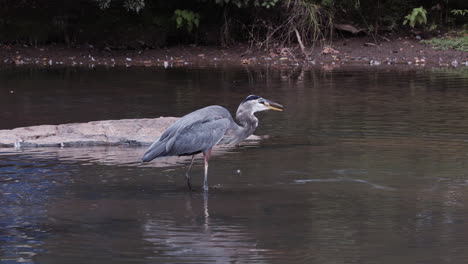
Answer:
142, 95, 283, 191
142, 105, 233, 161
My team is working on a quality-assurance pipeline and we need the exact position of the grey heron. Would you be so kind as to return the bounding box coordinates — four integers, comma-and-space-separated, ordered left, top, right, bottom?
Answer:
142, 95, 283, 191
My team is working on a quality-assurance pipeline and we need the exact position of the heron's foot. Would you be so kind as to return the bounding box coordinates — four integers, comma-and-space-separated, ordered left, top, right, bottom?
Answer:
185, 172, 193, 191
203, 184, 209, 192
186, 179, 193, 191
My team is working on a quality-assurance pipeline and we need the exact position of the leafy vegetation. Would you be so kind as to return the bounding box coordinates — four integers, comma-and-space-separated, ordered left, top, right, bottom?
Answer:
95, 0, 146, 12
403, 7, 427, 28
0, 0, 466, 47
451, 9, 468, 17
174, 9, 200, 33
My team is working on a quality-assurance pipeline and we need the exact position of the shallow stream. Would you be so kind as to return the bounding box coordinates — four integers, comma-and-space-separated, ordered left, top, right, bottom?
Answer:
1, 66, 468, 263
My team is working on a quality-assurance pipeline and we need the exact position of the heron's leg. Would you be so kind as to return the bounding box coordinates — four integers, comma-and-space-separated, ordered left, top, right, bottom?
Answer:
202, 149, 212, 191
185, 155, 195, 191
203, 191, 210, 230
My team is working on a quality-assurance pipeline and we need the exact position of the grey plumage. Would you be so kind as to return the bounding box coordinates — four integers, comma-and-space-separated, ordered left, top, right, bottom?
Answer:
142, 95, 283, 191
142, 105, 232, 162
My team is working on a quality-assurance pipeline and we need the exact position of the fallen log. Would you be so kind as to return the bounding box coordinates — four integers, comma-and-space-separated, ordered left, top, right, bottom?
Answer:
0, 118, 178, 148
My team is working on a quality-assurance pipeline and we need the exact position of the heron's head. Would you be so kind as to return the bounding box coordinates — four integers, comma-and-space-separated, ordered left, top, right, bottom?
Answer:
240, 95, 283, 113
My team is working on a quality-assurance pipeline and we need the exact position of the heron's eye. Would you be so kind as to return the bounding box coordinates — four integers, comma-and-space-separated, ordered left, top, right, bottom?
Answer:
259, 100, 265, 104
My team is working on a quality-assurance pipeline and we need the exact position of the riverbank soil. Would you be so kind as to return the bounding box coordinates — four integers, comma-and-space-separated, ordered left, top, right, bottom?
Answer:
1, 36, 467, 68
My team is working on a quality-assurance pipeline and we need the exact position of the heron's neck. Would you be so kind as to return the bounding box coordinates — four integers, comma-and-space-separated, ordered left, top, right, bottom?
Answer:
230, 108, 258, 143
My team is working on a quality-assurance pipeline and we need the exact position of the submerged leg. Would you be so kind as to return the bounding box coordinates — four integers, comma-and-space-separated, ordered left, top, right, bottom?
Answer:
203, 191, 209, 230
203, 149, 212, 191
185, 155, 195, 191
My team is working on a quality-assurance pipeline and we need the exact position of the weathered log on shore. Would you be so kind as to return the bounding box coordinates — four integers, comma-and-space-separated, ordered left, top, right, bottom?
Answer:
0, 118, 179, 148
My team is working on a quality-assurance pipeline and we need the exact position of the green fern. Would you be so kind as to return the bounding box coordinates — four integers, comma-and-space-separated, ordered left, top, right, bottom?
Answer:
451, 9, 468, 16
403, 7, 427, 28
174, 9, 200, 33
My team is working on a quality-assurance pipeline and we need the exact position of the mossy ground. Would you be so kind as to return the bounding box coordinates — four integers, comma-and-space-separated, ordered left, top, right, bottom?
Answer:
422, 31, 468, 52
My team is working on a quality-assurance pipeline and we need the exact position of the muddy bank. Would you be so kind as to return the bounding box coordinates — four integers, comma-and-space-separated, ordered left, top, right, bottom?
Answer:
1, 37, 467, 69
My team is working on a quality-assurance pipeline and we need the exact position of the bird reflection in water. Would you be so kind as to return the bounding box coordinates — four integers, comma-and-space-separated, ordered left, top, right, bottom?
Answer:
143, 192, 269, 263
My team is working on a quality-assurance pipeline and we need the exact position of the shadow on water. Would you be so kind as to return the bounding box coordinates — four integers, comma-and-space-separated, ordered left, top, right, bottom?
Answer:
2, 66, 468, 263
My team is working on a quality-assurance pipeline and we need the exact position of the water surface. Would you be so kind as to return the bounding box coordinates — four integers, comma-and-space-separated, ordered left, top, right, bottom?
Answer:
2, 66, 468, 263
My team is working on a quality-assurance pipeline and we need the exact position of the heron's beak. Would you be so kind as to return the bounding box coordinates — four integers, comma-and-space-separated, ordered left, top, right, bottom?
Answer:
265, 100, 284, 111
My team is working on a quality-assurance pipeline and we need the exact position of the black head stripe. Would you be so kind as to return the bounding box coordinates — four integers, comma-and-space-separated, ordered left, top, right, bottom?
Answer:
242, 95, 261, 104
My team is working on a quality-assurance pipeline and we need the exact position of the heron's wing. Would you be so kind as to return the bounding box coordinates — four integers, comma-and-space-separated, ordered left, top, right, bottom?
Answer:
158, 105, 230, 142
143, 105, 232, 162
165, 115, 231, 156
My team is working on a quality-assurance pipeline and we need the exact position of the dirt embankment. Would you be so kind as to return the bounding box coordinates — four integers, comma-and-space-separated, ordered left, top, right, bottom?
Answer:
1, 37, 467, 69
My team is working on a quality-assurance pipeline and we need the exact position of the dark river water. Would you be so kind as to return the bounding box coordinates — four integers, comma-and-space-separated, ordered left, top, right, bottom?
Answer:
1, 66, 468, 263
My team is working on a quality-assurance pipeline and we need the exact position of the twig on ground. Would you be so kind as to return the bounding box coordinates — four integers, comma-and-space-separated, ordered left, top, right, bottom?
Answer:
364, 42, 378, 47
294, 28, 309, 60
